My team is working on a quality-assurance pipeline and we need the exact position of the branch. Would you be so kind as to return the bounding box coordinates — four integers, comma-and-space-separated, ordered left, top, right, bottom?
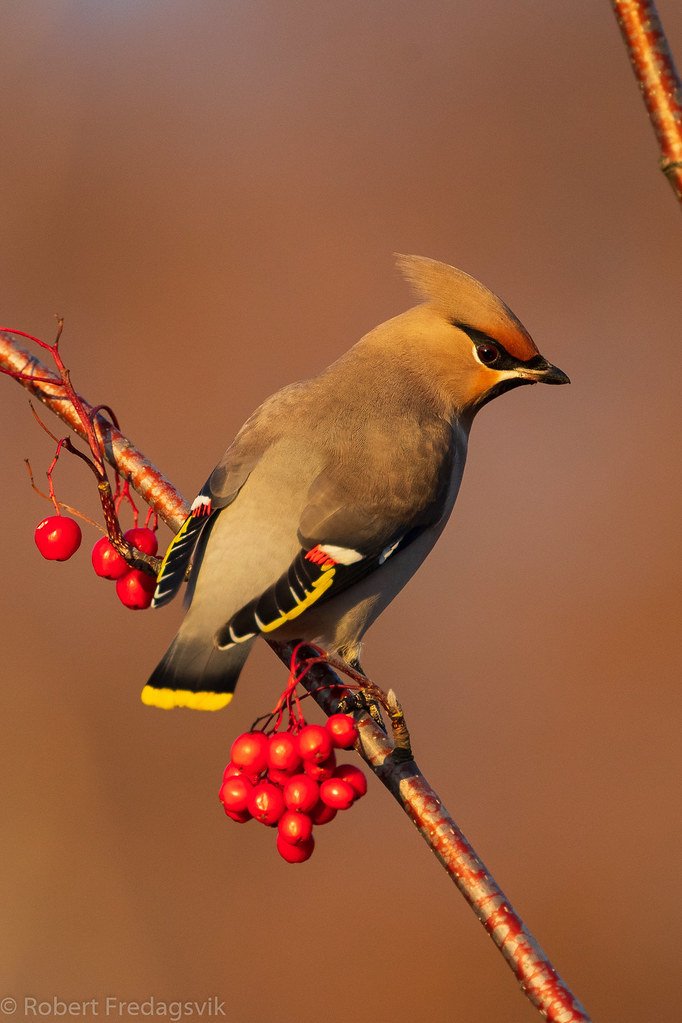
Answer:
0, 329, 591, 1022
271, 643, 590, 1023
0, 330, 187, 533
611, 0, 682, 204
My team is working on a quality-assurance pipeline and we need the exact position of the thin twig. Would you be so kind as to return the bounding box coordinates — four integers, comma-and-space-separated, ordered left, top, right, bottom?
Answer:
3, 325, 163, 572
24, 459, 106, 532
1, 328, 169, 572
0, 329, 591, 1022
0, 330, 187, 533
611, 0, 682, 204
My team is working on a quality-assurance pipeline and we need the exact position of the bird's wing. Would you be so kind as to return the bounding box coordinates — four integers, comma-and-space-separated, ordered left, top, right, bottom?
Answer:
152, 386, 306, 609
215, 530, 424, 647
215, 419, 456, 647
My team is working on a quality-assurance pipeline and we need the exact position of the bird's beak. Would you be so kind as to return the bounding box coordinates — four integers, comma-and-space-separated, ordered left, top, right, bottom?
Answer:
517, 358, 570, 386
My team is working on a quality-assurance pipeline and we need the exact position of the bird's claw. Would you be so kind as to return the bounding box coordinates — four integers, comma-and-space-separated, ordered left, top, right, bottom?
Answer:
338, 687, 387, 734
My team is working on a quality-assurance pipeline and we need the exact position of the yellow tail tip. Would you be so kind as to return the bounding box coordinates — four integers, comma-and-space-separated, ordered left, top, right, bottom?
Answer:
141, 684, 233, 711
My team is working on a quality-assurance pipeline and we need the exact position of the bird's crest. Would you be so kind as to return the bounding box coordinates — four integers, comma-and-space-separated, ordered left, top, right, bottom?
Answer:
395, 253, 538, 362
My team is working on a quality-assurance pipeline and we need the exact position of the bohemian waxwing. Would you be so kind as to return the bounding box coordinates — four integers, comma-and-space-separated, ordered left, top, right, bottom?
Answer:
143, 255, 568, 711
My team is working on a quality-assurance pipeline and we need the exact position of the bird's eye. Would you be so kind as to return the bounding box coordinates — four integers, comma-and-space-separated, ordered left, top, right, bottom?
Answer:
476, 343, 500, 366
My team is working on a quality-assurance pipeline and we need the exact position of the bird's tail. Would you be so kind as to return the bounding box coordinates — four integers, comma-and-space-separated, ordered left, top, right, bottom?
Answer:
141, 626, 255, 711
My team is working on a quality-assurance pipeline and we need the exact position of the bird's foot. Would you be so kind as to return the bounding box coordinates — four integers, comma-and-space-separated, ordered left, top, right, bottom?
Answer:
365, 695, 388, 733
341, 659, 413, 759
338, 688, 387, 734
332, 656, 388, 734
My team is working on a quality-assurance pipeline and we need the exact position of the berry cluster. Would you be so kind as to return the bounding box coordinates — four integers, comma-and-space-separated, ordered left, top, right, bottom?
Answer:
34, 515, 159, 610
91, 527, 158, 609
219, 715, 367, 863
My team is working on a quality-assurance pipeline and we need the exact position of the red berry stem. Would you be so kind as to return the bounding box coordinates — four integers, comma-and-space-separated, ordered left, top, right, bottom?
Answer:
248, 711, 278, 735
262, 642, 354, 736
24, 458, 104, 532
44, 436, 68, 515
1, 323, 160, 579
253, 641, 372, 738
144, 506, 159, 532
114, 478, 140, 527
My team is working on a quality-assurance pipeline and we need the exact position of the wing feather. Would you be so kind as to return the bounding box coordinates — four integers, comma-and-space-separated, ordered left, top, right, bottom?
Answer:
216, 533, 422, 649
152, 510, 212, 609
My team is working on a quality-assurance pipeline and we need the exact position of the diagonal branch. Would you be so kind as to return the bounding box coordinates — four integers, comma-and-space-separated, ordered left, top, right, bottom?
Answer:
270, 643, 590, 1023
611, 0, 682, 204
0, 329, 591, 1022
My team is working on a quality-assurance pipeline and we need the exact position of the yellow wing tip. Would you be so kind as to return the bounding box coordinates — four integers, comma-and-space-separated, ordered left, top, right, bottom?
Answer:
141, 684, 233, 711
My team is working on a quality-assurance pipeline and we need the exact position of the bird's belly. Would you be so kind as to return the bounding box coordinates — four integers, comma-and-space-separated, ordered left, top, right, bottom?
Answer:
183, 439, 324, 637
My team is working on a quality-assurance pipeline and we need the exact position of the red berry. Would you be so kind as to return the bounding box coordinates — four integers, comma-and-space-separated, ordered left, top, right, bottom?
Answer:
311, 800, 337, 826
268, 732, 302, 774
225, 760, 264, 786
283, 774, 319, 813
230, 732, 269, 777
219, 774, 253, 814
304, 752, 337, 782
91, 536, 128, 579
268, 766, 292, 787
248, 781, 286, 826
115, 569, 155, 609
276, 834, 315, 863
124, 526, 159, 556
333, 763, 368, 799
223, 807, 251, 824
326, 713, 359, 749
297, 724, 333, 764
34, 516, 82, 561
319, 778, 355, 810
277, 810, 313, 846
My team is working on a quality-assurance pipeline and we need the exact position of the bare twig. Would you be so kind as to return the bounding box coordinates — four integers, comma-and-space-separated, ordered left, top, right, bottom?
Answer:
0, 329, 591, 1022
0, 330, 187, 533
611, 0, 682, 204
2, 324, 163, 573
24, 458, 105, 531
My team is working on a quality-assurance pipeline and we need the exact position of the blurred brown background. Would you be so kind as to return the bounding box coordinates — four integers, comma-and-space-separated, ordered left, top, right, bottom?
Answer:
1, 3, 680, 1021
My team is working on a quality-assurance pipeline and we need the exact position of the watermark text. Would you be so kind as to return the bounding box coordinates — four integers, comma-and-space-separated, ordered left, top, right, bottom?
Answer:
1, 996, 226, 1020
